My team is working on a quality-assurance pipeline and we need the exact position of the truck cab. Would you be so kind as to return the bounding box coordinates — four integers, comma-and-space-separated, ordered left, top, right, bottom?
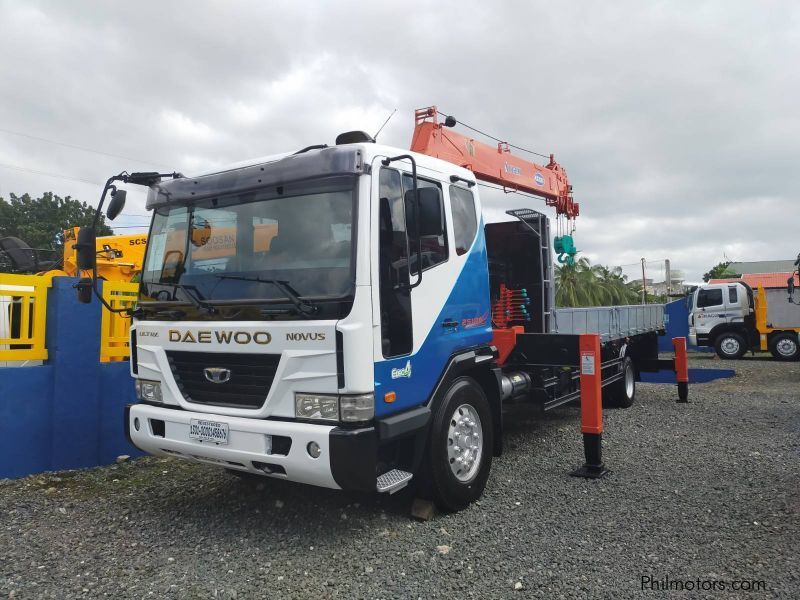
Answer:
127, 141, 498, 509
689, 282, 754, 358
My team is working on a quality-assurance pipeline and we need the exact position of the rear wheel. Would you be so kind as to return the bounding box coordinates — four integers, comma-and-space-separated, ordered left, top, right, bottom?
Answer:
604, 356, 636, 408
421, 376, 493, 512
769, 333, 799, 361
715, 332, 747, 359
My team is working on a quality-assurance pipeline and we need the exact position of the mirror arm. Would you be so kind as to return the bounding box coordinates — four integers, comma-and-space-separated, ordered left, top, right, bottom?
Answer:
80, 174, 135, 312
381, 154, 423, 290
77, 170, 181, 309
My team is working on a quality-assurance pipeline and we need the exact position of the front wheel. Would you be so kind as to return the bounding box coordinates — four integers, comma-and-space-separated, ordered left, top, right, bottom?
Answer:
715, 332, 747, 359
769, 333, 800, 361
421, 376, 493, 512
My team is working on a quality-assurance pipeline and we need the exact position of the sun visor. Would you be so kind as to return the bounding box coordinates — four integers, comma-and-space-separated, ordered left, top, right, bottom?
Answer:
146, 146, 365, 210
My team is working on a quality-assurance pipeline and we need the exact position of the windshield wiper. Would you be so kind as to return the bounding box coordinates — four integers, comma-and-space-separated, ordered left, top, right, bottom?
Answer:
144, 282, 217, 315
213, 275, 319, 317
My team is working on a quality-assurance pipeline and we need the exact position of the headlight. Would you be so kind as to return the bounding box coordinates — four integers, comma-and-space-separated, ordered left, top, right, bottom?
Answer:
295, 393, 339, 422
340, 393, 374, 422
135, 379, 163, 403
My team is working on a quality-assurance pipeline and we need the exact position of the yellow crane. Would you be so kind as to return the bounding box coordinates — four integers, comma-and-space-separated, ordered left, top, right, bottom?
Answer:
44, 227, 147, 282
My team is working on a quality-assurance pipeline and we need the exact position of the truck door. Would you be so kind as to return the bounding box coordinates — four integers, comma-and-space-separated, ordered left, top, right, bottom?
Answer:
725, 285, 744, 322
695, 286, 725, 332
370, 160, 491, 417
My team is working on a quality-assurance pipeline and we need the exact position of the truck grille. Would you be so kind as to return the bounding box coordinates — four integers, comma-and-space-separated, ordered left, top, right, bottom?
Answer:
166, 351, 280, 409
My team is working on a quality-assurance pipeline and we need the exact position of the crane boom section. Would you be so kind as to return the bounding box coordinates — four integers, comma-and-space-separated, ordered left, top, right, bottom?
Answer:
410, 106, 579, 219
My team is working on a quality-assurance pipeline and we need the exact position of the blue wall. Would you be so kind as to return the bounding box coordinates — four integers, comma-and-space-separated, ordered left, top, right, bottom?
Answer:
658, 298, 711, 353
0, 278, 141, 479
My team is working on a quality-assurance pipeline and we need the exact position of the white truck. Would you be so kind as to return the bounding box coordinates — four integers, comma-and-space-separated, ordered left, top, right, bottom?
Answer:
688, 281, 800, 360
73, 107, 675, 511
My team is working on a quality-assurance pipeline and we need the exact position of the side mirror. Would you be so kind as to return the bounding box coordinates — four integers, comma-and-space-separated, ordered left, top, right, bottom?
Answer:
75, 227, 97, 271
106, 189, 127, 221
404, 187, 444, 238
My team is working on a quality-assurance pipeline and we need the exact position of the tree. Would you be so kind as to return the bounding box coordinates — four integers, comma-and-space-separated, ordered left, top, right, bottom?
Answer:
0, 192, 113, 250
555, 257, 641, 307
702, 260, 739, 282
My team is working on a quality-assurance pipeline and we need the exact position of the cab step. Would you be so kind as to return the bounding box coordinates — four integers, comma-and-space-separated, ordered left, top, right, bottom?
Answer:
376, 469, 413, 494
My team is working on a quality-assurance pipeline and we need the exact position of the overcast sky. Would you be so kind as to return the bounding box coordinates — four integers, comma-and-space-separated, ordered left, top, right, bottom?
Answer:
1, 0, 798, 282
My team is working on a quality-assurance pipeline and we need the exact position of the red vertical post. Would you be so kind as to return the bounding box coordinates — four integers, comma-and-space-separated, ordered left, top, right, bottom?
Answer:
673, 336, 689, 402
571, 333, 608, 478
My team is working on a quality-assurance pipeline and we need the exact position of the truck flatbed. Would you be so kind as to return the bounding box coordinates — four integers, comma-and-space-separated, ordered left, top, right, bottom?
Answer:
552, 304, 665, 342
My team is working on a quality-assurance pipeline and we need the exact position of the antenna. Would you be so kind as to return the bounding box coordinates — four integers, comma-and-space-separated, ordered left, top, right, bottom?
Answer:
373, 108, 397, 140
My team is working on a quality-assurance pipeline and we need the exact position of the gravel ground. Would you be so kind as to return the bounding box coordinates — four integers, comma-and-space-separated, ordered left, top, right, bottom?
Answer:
1, 355, 798, 599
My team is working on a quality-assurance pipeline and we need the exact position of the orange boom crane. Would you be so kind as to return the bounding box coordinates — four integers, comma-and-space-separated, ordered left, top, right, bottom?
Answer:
410, 105, 580, 264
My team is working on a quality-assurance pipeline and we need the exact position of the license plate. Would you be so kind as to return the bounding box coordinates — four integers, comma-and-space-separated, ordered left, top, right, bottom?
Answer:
189, 419, 229, 445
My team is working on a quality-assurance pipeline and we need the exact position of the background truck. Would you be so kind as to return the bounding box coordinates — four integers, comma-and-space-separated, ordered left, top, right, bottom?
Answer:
74, 106, 672, 511
689, 281, 800, 360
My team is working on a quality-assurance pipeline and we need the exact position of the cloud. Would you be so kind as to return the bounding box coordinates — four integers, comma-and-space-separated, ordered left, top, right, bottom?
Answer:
0, 0, 798, 280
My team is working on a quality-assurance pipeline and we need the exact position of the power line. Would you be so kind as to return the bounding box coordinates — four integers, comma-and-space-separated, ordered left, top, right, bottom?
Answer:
0, 126, 169, 168
0, 162, 154, 220
0, 161, 100, 185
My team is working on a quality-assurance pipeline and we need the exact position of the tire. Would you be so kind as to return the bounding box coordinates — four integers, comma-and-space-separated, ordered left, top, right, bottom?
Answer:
421, 376, 493, 512
604, 356, 636, 408
714, 332, 747, 359
769, 333, 800, 361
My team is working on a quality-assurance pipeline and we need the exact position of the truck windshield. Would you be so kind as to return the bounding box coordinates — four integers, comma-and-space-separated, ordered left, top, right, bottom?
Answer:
140, 179, 356, 307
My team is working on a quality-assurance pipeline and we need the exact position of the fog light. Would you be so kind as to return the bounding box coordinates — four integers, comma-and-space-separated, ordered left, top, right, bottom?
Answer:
135, 379, 162, 403
133, 417, 140, 431
307, 441, 322, 459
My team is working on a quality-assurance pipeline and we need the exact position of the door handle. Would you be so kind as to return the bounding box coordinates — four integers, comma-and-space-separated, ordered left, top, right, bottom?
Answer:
442, 319, 459, 329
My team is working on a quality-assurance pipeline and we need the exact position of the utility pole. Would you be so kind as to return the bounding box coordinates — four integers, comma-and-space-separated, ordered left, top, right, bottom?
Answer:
640, 258, 647, 304
665, 259, 671, 297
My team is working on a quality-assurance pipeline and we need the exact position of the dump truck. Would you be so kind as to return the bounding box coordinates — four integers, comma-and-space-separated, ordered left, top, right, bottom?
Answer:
74, 107, 678, 511
689, 280, 800, 360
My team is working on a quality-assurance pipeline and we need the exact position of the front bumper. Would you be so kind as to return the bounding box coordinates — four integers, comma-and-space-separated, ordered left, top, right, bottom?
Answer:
126, 403, 430, 492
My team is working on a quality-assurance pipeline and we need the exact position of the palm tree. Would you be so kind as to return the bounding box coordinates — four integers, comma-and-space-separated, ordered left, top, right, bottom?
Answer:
555, 258, 641, 307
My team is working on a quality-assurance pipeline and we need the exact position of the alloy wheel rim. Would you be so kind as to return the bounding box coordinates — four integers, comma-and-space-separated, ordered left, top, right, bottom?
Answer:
447, 403, 483, 483
624, 362, 635, 398
776, 338, 797, 357
721, 337, 740, 355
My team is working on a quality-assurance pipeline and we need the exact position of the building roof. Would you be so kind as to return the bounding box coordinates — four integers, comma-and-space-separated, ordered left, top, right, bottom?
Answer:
709, 272, 799, 289
727, 260, 797, 275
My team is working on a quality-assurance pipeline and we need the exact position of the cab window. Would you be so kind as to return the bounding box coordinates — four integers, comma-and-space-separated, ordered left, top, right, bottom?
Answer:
449, 185, 478, 256
402, 174, 447, 272
697, 288, 723, 308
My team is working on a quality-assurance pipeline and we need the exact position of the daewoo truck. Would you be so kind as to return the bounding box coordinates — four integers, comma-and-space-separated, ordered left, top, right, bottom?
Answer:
74, 107, 669, 511
688, 280, 800, 361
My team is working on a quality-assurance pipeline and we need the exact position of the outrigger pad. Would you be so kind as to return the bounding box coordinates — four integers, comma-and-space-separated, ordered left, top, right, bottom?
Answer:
570, 463, 610, 479
570, 432, 609, 478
